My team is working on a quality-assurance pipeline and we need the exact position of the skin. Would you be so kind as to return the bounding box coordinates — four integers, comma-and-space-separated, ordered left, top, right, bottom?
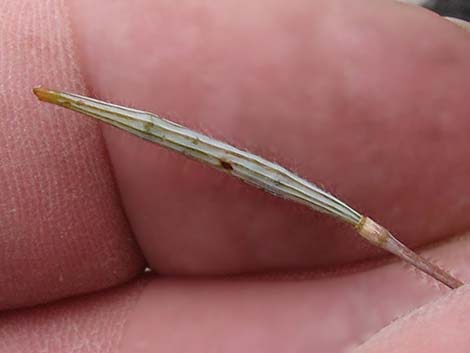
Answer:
0, 0, 469, 352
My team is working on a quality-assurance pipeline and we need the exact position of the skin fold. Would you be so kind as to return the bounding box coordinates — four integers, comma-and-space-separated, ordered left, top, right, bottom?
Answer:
0, 0, 469, 352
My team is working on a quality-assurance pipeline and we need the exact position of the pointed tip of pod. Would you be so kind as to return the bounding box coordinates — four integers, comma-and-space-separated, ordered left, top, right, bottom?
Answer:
32, 86, 55, 103
33, 87, 73, 109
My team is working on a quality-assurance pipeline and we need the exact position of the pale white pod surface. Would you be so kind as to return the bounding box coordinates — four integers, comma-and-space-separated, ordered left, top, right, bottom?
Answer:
32, 87, 363, 226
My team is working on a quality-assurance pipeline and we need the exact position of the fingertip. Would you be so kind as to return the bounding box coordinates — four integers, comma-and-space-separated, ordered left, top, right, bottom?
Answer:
0, 0, 145, 309
445, 17, 470, 32
0, 278, 148, 352
69, 0, 470, 274
354, 284, 470, 353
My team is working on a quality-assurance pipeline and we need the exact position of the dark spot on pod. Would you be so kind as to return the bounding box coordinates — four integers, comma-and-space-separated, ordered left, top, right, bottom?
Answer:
220, 160, 233, 171
144, 121, 154, 132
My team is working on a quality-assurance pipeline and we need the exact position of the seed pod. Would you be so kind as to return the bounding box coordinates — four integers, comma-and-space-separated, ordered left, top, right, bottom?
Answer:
33, 87, 463, 289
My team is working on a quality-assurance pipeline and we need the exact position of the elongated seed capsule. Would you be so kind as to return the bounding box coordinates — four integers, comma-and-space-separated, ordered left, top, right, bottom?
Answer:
32, 87, 463, 289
